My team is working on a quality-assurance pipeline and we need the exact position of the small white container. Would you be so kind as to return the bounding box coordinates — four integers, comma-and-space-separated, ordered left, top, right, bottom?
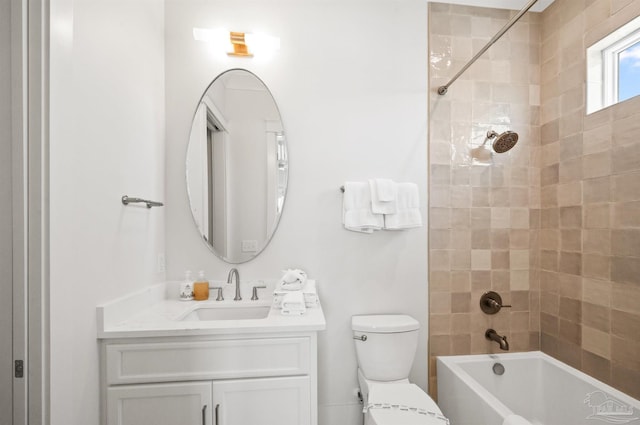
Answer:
179, 271, 194, 301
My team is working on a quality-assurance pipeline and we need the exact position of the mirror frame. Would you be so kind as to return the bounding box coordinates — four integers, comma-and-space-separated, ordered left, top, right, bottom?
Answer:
185, 68, 288, 263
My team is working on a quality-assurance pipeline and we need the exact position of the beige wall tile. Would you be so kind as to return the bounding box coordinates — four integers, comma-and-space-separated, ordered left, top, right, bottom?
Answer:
558, 274, 582, 301
613, 113, 640, 146
431, 291, 452, 314
582, 350, 611, 383
583, 302, 611, 332
582, 122, 611, 155
557, 181, 582, 206
582, 326, 611, 359
611, 229, 640, 257
611, 336, 640, 372
560, 252, 582, 275
511, 270, 530, 290
560, 206, 582, 228
583, 229, 611, 255
511, 250, 531, 270
612, 282, 640, 315
613, 171, 640, 201
561, 229, 582, 252
471, 249, 492, 270
583, 278, 612, 307
611, 310, 640, 342
584, 203, 610, 229
613, 201, 640, 228
611, 257, 640, 285
582, 254, 611, 280
451, 292, 472, 313
583, 151, 612, 179
583, 176, 611, 203
612, 142, 640, 175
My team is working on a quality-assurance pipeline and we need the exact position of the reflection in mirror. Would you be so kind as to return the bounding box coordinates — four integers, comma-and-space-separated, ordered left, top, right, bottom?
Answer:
186, 69, 288, 263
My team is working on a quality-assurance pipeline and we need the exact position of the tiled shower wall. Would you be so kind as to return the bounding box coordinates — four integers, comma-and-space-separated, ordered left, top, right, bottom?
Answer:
428, 3, 542, 395
538, 0, 640, 399
428, 0, 640, 400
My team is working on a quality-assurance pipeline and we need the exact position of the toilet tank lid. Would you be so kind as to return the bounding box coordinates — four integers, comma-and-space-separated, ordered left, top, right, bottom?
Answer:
352, 314, 420, 333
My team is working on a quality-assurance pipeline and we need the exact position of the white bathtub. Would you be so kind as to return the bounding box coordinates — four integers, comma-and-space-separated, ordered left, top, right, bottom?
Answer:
437, 351, 640, 425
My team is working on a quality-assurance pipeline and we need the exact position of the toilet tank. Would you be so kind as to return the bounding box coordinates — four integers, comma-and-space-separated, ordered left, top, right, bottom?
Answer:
352, 314, 420, 382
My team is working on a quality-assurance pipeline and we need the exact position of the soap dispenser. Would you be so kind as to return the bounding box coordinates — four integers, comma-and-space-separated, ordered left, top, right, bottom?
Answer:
179, 270, 194, 301
193, 270, 209, 301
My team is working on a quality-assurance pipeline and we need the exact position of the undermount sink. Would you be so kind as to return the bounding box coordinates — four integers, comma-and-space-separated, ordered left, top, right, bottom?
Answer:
181, 305, 271, 321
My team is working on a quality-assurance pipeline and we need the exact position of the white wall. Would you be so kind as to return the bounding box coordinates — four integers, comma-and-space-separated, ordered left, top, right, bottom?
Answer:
164, 1, 428, 423
49, 0, 165, 424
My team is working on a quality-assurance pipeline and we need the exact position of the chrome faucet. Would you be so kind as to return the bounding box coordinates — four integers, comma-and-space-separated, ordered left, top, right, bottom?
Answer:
485, 329, 509, 351
227, 268, 241, 301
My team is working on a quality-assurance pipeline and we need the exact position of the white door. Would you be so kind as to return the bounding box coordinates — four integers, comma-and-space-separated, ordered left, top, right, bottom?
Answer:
107, 382, 213, 425
0, 0, 14, 420
212, 376, 310, 425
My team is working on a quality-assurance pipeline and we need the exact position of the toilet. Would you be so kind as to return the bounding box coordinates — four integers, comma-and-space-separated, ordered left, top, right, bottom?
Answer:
352, 314, 448, 425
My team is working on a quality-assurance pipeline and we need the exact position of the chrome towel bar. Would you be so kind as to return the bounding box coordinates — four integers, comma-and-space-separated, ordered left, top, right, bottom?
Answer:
121, 195, 164, 208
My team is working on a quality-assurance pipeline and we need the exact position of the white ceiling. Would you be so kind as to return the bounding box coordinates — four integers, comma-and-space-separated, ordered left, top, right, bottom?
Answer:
433, 0, 556, 13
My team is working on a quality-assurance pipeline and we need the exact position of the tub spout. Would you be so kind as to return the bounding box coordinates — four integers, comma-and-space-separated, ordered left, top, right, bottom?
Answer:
485, 329, 509, 351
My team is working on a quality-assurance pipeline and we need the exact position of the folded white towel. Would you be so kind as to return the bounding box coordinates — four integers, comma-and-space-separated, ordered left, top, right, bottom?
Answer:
342, 182, 383, 233
369, 179, 397, 214
281, 291, 306, 315
274, 279, 316, 294
384, 182, 422, 230
502, 415, 531, 425
274, 279, 319, 308
279, 269, 307, 291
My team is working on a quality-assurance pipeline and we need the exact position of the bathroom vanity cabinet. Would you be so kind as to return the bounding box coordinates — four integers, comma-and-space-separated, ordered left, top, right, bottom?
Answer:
100, 333, 317, 425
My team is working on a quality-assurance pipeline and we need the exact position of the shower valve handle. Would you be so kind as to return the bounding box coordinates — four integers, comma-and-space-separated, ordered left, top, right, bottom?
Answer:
480, 291, 511, 315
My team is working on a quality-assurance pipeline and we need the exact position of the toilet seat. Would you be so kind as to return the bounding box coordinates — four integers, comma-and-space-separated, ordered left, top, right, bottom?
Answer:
366, 384, 448, 425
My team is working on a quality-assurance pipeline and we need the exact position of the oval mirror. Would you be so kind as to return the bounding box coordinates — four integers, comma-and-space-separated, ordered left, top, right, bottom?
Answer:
186, 69, 288, 263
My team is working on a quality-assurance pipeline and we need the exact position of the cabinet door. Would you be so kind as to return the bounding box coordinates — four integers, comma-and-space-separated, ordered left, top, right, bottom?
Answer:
107, 382, 212, 425
212, 376, 310, 425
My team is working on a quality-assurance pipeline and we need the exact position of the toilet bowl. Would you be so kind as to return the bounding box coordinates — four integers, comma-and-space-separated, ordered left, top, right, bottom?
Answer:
352, 315, 448, 425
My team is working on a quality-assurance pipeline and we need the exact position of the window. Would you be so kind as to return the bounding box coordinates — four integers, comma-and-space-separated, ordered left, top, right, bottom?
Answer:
618, 38, 640, 102
587, 16, 640, 114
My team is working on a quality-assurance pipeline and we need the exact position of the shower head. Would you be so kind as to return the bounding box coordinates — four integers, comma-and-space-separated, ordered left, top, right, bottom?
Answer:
486, 130, 519, 153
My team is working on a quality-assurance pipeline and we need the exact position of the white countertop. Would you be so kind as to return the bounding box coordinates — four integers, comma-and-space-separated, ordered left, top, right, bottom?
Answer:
97, 281, 326, 339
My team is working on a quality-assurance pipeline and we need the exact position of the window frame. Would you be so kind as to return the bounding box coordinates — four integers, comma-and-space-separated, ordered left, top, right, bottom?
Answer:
587, 15, 640, 114
602, 28, 640, 106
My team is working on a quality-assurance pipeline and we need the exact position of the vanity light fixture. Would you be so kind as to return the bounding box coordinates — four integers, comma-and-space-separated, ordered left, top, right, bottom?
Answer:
193, 28, 280, 58
228, 31, 252, 57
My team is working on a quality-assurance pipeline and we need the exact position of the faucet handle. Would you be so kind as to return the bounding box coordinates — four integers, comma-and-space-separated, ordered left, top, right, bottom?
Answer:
480, 291, 511, 314
251, 285, 267, 301
211, 286, 224, 301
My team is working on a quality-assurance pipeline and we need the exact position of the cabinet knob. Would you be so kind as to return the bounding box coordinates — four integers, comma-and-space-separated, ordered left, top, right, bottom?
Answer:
214, 403, 220, 425
202, 404, 207, 425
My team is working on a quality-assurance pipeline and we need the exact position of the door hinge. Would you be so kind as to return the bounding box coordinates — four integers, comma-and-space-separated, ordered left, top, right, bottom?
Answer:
15, 360, 24, 378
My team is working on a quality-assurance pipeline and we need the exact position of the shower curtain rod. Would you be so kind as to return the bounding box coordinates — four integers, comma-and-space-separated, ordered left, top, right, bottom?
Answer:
437, 0, 540, 96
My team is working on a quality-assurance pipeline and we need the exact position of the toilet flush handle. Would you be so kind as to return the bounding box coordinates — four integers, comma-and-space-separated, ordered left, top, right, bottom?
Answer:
353, 335, 367, 341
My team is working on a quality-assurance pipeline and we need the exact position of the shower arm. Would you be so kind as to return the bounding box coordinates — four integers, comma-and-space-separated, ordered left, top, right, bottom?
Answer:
437, 0, 539, 96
